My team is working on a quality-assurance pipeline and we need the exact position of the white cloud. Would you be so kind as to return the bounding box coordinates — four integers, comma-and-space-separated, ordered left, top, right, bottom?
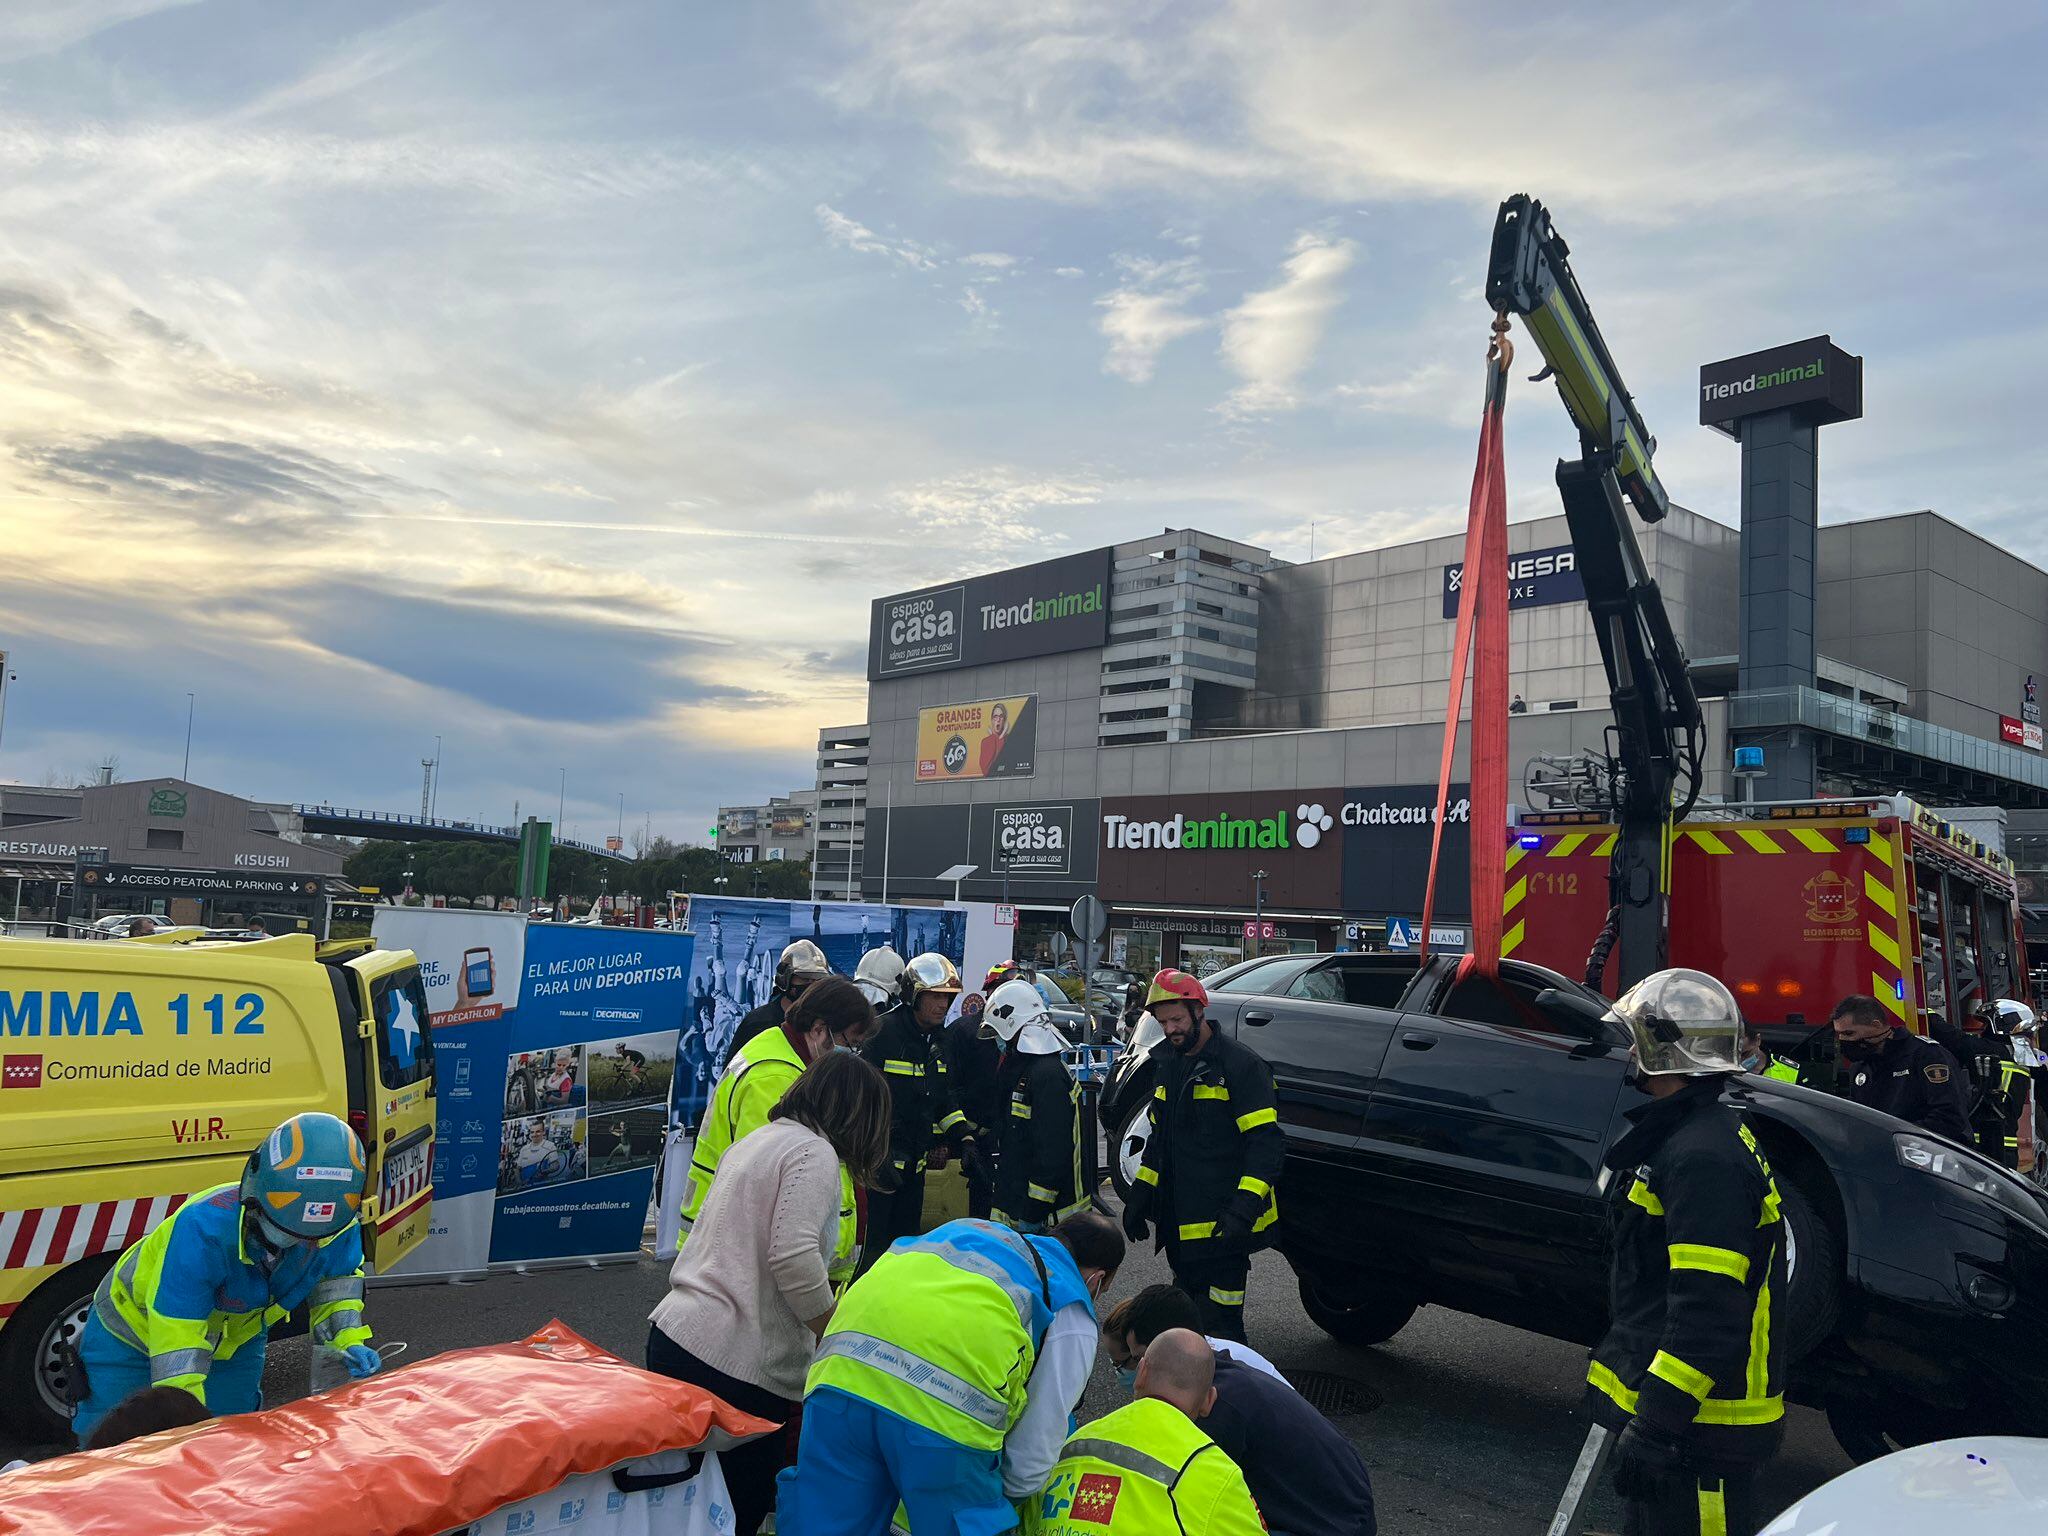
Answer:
958, 286, 991, 318
814, 202, 938, 269
1218, 231, 1355, 414
1053, 266, 1085, 278
1095, 253, 1205, 384
887, 468, 1104, 545
960, 251, 1016, 268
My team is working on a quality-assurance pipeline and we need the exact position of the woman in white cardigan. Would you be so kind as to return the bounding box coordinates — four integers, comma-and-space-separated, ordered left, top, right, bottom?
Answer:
647, 1049, 890, 1536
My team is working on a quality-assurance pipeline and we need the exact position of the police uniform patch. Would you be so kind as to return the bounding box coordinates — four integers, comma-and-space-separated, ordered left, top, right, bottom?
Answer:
1072, 1472, 1122, 1526
1853, 1071, 1868, 1088
1924, 1063, 1950, 1085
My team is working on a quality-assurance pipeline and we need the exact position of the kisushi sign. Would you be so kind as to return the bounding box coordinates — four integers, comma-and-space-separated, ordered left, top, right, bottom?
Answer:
1442, 544, 1584, 619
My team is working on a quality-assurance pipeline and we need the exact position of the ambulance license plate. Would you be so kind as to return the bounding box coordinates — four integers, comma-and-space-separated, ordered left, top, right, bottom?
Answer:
381, 1138, 430, 1206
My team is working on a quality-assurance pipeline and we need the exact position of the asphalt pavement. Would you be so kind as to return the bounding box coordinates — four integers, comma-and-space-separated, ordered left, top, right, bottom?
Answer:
176, 1242, 1845, 1534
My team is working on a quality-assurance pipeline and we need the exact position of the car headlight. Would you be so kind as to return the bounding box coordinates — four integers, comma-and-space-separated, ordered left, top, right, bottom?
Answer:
1894, 1133, 2048, 1229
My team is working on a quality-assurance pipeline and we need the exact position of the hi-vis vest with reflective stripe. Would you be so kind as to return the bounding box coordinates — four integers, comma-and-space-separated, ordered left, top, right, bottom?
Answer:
683, 1027, 860, 1282
808, 1218, 1093, 1449
1027, 1398, 1266, 1536
91, 1184, 368, 1402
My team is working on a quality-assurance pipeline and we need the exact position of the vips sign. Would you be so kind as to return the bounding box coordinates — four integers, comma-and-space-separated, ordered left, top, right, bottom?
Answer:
917, 695, 1037, 781
1443, 545, 1583, 619
870, 547, 1113, 681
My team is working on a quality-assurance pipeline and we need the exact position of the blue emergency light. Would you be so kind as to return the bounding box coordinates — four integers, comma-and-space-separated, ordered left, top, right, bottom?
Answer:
1845, 826, 1870, 845
1518, 834, 1543, 849
1734, 746, 1765, 773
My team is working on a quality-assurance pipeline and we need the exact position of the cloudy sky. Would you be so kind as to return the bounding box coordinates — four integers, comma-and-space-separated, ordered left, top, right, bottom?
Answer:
2, 1, 2043, 844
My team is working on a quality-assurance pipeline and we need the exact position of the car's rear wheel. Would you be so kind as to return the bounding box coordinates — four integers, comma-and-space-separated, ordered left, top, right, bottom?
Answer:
1294, 1264, 1419, 1348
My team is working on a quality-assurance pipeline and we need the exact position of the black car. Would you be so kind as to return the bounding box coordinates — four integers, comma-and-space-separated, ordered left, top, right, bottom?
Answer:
1101, 950, 2048, 1463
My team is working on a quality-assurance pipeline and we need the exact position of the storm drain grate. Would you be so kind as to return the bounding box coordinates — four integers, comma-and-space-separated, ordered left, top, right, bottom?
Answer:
1283, 1370, 1383, 1417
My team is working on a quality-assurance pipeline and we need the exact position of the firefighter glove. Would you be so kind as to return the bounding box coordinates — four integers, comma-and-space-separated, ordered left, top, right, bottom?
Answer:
957, 1138, 991, 1187
1121, 1204, 1150, 1244
1611, 1417, 1690, 1501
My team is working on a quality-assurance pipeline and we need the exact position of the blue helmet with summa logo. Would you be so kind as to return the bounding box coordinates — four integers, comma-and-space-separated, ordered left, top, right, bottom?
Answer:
240, 1111, 367, 1242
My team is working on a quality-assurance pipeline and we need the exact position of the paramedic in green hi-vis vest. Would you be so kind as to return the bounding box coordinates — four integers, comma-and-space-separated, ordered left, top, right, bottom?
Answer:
780, 1211, 1126, 1536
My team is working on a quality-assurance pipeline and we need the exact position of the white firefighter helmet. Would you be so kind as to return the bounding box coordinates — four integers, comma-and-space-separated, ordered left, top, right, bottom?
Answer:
777, 938, 831, 994
982, 977, 1065, 1055
1609, 968, 1743, 1078
853, 946, 906, 1009
1995, 998, 2038, 1033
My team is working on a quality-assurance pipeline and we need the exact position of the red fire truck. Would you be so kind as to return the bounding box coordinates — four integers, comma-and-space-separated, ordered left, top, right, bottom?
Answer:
1509, 794, 2035, 1168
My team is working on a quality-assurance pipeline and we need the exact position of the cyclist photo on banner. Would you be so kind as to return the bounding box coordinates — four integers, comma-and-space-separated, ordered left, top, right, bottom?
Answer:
497, 1109, 587, 1193
590, 1030, 674, 1109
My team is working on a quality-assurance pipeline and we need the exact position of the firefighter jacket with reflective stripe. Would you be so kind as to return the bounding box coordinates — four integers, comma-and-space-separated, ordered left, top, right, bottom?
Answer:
861, 1002, 970, 1176
994, 1047, 1084, 1228
1025, 1397, 1266, 1536
1588, 1079, 1787, 1461
808, 1217, 1094, 1451
683, 1024, 859, 1282
92, 1184, 369, 1403
1130, 1027, 1284, 1251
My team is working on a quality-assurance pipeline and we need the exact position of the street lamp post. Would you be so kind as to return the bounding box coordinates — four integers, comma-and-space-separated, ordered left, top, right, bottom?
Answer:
182, 693, 195, 780
1251, 868, 1270, 958
432, 735, 442, 818
557, 768, 566, 829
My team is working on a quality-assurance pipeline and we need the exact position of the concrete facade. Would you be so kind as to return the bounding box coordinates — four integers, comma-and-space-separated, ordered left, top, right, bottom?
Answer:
714, 789, 817, 866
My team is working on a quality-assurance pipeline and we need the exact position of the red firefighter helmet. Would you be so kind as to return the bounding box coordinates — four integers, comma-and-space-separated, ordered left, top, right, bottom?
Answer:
1145, 969, 1207, 1014
984, 960, 1020, 992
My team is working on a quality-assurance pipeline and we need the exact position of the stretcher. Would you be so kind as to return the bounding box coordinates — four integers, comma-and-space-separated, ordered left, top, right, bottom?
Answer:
0, 1321, 776, 1536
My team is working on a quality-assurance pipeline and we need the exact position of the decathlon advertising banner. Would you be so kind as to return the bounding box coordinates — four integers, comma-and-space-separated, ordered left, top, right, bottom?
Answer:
915, 694, 1037, 781
371, 907, 527, 1278
489, 923, 694, 1264
673, 898, 988, 1125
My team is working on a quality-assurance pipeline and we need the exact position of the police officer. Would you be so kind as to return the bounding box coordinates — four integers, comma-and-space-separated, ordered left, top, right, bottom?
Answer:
1830, 993, 1972, 1142
1592, 970, 1787, 1536
1121, 969, 1283, 1343
1026, 1329, 1266, 1536
983, 977, 1086, 1233
859, 952, 986, 1264
679, 976, 879, 1283
784, 1212, 1125, 1536
1740, 1023, 1799, 1084
724, 938, 833, 1069
72, 1111, 381, 1444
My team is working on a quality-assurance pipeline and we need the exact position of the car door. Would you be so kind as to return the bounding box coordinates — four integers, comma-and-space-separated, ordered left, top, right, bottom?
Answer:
1355, 960, 1633, 1324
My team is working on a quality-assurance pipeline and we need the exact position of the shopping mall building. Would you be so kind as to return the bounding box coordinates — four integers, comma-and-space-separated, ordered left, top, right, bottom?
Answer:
850, 507, 2048, 977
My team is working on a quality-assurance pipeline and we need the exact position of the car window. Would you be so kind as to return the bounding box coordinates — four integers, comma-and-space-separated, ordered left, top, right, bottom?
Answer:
1209, 956, 1319, 996
1284, 965, 1347, 1003
1443, 973, 1602, 1040
1336, 965, 1414, 1009
373, 972, 435, 1090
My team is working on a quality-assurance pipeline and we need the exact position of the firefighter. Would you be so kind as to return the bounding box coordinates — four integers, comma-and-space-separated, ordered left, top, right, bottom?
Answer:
852, 945, 906, 1010
679, 976, 879, 1283
724, 938, 833, 1069
1591, 969, 1787, 1536
982, 977, 1085, 1233
1740, 1023, 1799, 1084
858, 952, 987, 1265
1026, 1329, 1266, 1536
783, 1212, 1125, 1536
1120, 969, 1283, 1344
944, 966, 1015, 1220
1955, 1002, 2030, 1168
1830, 993, 1973, 1143
72, 1111, 380, 1445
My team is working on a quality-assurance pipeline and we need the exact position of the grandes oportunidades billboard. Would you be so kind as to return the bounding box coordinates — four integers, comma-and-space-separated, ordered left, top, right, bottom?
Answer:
916, 695, 1037, 782
869, 547, 1113, 681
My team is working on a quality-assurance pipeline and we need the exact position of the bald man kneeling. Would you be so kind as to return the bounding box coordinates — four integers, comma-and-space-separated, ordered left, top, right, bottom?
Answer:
1024, 1330, 1264, 1536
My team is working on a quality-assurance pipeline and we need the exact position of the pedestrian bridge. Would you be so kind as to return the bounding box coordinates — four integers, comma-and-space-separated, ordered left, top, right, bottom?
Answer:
293, 805, 631, 860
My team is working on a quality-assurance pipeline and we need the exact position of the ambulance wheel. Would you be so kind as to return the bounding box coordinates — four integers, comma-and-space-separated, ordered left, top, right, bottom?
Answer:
1, 1253, 116, 1443
1295, 1264, 1418, 1347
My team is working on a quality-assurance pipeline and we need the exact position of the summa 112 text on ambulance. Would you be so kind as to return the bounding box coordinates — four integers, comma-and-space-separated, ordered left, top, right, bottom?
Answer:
0, 988, 267, 1037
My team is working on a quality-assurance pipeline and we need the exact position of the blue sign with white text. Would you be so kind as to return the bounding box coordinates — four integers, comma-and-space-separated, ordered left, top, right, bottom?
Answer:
488, 923, 694, 1264
1442, 543, 1586, 619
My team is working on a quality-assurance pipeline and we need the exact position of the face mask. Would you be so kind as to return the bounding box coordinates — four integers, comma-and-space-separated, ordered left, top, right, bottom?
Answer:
1741, 1052, 1762, 1073
1838, 1036, 1881, 1061
1114, 1364, 1138, 1394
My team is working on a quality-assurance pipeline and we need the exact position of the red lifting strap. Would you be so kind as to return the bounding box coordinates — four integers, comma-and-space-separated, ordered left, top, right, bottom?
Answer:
1421, 342, 1511, 981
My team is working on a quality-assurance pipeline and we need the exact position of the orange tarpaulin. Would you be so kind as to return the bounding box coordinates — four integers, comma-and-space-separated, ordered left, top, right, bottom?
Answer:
0, 1321, 776, 1536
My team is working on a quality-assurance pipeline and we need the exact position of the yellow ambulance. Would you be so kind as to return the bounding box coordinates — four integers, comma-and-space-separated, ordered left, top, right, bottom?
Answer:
0, 932, 435, 1440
